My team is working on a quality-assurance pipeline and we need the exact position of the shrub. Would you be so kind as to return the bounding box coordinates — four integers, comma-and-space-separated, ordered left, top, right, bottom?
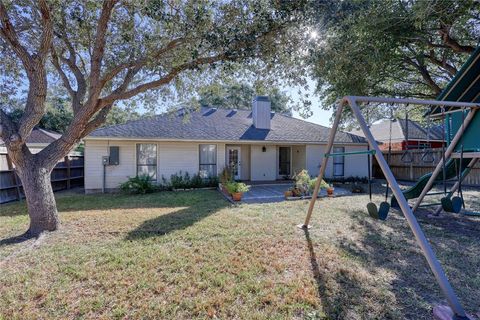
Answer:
225, 181, 250, 194
308, 178, 329, 194
219, 167, 233, 185
119, 175, 157, 194
169, 171, 219, 189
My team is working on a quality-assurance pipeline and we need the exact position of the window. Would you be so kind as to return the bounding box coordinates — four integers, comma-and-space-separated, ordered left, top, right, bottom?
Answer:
333, 146, 344, 177
136, 144, 157, 180
199, 144, 217, 178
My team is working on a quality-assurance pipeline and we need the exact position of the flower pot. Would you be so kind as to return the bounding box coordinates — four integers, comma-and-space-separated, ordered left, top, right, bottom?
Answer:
284, 190, 293, 198
327, 187, 334, 197
232, 192, 242, 201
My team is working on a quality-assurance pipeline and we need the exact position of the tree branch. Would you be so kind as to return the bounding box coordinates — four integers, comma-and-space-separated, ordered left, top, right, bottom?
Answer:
50, 46, 75, 97
424, 51, 457, 76
101, 54, 227, 105
99, 38, 184, 88
0, 1, 33, 72
438, 23, 475, 54
37, 0, 53, 62
404, 57, 442, 95
55, 12, 87, 105
89, 0, 116, 95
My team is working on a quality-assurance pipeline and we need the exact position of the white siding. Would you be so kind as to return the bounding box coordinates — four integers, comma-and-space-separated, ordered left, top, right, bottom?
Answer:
306, 144, 331, 177
158, 141, 198, 180
343, 145, 369, 178
84, 140, 136, 190
292, 145, 306, 175
250, 145, 276, 181
306, 144, 369, 179
85, 140, 226, 191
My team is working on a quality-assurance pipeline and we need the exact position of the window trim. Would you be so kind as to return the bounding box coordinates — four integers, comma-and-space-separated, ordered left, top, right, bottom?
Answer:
199, 144, 217, 177
135, 143, 158, 181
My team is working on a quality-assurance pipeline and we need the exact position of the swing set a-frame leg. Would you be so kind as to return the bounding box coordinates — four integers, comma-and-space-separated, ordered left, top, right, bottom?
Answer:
300, 96, 470, 319
299, 101, 344, 229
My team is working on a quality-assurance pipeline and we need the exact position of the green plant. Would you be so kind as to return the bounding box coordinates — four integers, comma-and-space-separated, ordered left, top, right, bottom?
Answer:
225, 182, 250, 194
219, 167, 233, 185
119, 175, 157, 194
168, 171, 219, 189
308, 178, 329, 194
293, 169, 310, 196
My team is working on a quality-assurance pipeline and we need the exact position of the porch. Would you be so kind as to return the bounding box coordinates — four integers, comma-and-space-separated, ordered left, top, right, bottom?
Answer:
224, 143, 307, 181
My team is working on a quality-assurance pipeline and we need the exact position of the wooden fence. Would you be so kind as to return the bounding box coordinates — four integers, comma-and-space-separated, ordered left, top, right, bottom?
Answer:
0, 152, 84, 204
372, 149, 480, 186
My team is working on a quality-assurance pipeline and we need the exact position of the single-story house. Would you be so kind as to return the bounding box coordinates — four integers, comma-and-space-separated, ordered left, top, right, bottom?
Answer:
351, 118, 444, 151
83, 97, 369, 193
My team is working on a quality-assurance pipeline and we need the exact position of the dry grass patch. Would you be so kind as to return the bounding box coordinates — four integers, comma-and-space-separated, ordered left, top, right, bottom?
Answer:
0, 186, 479, 319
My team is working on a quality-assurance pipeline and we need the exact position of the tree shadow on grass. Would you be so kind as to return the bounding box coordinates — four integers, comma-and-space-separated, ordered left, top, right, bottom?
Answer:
335, 207, 480, 319
302, 228, 399, 319
0, 232, 35, 247
1, 190, 230, 244
125, 192, 229, 240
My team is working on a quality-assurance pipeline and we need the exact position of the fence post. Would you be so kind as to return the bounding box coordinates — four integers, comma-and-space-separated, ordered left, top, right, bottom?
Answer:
65, 156, 71, 189
6, 153, 21, 201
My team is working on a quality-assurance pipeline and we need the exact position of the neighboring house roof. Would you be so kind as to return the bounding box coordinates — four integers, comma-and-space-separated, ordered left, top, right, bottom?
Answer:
88, 108, 367, 144
0, 128, 61, 146
350, 118, 443, 143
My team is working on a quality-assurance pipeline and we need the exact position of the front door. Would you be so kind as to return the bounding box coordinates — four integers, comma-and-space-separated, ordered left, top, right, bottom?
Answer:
227, 147, 241, 180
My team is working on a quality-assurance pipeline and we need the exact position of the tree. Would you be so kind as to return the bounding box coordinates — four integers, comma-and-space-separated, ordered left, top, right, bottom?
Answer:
196, 80, 294, 114
309, 0, 479, 128
0, 0, 306, 236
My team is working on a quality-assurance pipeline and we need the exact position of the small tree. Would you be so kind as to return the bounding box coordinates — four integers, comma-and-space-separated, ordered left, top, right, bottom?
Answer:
0, 0, 306, 236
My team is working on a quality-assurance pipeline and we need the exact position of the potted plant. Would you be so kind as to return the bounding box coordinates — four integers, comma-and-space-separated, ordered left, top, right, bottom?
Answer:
326, 184, 335, 197
284, 188, 293, 198
219, 167, 233, 194
226, 182, 250, 201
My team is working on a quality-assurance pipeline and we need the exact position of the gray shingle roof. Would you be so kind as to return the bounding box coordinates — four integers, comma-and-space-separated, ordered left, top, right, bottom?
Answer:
88, 108, 366, 144
0, 128, 61, 146
350, 118, 443, 142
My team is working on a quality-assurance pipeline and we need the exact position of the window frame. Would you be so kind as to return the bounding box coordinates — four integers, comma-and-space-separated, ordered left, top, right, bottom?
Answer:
199, 144, 217, 178
135, 143, 158, 181
332, 146, 345, 177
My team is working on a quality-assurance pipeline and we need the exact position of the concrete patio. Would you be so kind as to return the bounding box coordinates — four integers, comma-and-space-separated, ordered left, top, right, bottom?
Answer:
242, 183, 351, 203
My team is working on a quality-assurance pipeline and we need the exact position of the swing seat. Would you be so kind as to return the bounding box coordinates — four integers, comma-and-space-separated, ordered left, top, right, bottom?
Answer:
441, 196, 462, 213
366, 201, 390, 220
367, 202, 379, 219
401, 150, 414, 163
421, 151, 435, 163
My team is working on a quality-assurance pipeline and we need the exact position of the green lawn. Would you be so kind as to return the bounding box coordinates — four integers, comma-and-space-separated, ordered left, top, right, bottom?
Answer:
1, 188, 479, 319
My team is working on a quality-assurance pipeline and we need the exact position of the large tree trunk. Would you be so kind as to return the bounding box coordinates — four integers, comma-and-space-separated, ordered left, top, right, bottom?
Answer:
17, 164, 59, 236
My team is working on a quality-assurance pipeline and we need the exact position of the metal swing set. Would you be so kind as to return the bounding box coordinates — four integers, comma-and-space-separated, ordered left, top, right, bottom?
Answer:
299, 96, 480, 320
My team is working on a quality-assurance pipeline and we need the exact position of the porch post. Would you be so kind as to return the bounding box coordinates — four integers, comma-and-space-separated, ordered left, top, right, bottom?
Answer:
300, 100, 344, 228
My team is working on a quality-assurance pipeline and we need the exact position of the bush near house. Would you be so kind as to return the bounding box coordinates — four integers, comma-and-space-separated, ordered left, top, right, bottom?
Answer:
119, 175, 158, 194
120, 172, 219, 194
167, 171, 219, 190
